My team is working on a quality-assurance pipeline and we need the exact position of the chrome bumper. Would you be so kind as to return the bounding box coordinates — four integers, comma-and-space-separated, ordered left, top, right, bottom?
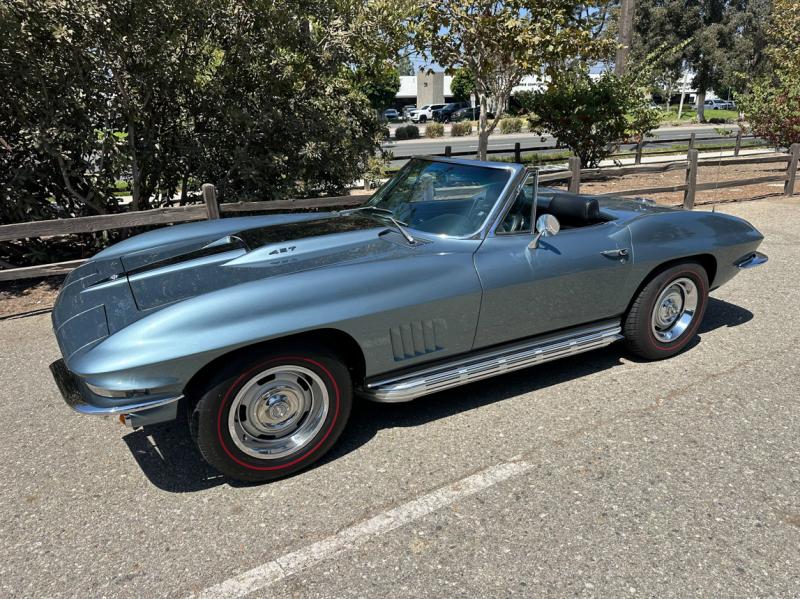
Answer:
49, 359, 182, 419
736, 251, 768, 269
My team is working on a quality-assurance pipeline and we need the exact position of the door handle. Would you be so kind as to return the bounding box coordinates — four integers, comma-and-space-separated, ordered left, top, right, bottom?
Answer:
601, 248, 629, 258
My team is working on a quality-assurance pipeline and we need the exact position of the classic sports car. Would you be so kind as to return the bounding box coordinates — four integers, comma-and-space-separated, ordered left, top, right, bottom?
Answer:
50, 157, 767, 482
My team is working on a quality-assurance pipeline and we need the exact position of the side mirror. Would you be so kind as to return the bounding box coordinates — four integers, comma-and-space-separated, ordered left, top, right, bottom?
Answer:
528, 214, 560, 249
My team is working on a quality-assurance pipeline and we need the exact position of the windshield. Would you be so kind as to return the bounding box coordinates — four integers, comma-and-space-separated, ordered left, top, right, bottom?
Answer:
365, 159, 512, 237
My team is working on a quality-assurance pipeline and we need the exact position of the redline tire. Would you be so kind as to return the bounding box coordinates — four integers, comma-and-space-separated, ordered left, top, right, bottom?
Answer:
623, 262, 709, 360
191, 345, 352, 483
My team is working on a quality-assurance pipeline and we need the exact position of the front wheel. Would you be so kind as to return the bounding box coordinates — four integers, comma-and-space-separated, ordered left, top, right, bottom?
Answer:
623, 262, 709, 360
190, 345, 352, 482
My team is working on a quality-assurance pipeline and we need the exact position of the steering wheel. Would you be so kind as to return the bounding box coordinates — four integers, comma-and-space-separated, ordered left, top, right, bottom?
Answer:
498, 212, 524, 233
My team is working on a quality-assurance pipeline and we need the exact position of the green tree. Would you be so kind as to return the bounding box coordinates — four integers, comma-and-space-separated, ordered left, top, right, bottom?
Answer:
396, 55, 416, 76
736, 0, 800, 148
352, 62, 401, 110
0, 0, 406, 232
765, 0, 799, 73
450, 69, 475, 102
408, 1, 613, 160
519, 72, 661, 167
632, 0, 771, 122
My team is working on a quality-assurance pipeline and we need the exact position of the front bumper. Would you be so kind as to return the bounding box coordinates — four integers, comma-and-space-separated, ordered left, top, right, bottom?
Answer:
49, 359, 181, 427
736, 251, 768, 269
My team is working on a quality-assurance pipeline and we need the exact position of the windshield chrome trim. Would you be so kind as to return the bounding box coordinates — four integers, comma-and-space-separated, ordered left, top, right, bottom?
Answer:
368, 156, 525, 241
488, 167, 541, 237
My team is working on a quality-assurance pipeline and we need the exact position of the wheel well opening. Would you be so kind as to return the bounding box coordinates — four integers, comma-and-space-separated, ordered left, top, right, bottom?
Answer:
182, 328, 367, 405
625, 253, 717, 315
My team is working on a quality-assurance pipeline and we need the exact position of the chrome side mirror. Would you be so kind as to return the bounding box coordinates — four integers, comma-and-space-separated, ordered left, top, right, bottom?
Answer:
529, 214, 560, 249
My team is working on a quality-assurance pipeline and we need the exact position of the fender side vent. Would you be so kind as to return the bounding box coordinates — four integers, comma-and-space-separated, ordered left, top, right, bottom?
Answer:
390, 319, 447, 361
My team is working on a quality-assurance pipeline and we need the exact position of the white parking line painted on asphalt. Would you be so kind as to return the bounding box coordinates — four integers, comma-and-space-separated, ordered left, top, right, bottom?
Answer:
193, 459, 533, 599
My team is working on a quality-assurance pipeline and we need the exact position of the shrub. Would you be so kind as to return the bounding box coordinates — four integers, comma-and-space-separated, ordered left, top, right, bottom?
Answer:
499, 118, 523, 134
737, 75, 800, 148
426, 122, 444, 138
451, 121, 473, 136
114, 180, 130, 192
394, 125, 419, 140
518, 73, 661, 167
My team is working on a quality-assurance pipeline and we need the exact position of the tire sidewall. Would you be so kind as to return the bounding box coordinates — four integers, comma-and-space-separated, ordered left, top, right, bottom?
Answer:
194, 350, 351, 482
638, 264, 709, 355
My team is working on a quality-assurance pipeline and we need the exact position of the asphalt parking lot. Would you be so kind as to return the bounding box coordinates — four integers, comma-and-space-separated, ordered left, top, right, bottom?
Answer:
1, 196, 798, 598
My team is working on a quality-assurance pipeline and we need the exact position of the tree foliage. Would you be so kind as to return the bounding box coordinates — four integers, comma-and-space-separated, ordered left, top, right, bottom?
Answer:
763, 0, 799, 74
519, 73, 661, 167
408, 1, 613, 160
352, 62, 400, 110
395, 55, 416, 76
0, 0, 405, 235
736, 0, 800, 148
631, 0, 772, 122
450, 69, 475, 101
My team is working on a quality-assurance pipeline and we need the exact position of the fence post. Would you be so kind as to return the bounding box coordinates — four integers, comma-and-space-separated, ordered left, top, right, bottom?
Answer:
635, 139, 644, 165
688, 132, 696, 156
734, 129, 743, 157
568, 156, 581, 194
202, 183, 220, 219
683, 149, 699, 210
444, 145, 452, 158
785, 143, 800, 197
514, 142, 521, 164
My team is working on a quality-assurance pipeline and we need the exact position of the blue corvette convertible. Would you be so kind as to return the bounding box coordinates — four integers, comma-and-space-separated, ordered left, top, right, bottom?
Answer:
50, 157, 767, 482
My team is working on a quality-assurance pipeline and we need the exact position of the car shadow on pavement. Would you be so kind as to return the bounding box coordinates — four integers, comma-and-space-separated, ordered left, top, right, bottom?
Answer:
122, 420, 230, 493
122, 296, 751, 493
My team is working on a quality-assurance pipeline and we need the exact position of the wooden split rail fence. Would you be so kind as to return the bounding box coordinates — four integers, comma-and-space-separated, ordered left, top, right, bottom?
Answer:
1, 143, 798, 282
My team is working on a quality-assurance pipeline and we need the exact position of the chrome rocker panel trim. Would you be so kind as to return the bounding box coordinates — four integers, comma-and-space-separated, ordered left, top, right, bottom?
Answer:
736, 251, 768, 269
361, 320, 623, 403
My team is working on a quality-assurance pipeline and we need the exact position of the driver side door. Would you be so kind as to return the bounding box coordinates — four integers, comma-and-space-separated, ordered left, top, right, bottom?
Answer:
473, 176, 633, 349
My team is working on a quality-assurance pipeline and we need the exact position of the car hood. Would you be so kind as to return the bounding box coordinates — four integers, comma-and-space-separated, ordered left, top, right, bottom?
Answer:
118, 213, 416, 311
51, 212, 423, 362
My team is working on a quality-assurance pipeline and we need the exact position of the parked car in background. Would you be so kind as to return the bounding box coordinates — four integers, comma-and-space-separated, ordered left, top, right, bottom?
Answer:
451, 106, 494, 122
383, 108, 399, 121
704, 98, 735, 110
410, 104, 446, 123
432, 102, 470, 123
50, 156, 767, 483
402, 105, 416, 120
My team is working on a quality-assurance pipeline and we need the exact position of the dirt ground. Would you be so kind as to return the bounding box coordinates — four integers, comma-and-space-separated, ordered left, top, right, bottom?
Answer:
580, 152, 790, 206
0, 155, 793, 317
0, 277, 62, 319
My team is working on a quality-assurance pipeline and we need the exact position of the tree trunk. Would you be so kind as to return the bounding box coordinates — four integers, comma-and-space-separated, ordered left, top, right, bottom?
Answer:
696, 90, 706, 123
477, 92, 490, 161
614, 0, 635, 77
180, 171, 189, 206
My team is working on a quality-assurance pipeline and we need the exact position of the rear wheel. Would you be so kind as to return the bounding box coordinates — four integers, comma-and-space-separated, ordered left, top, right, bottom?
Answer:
623, 262, 709, 360
190, 344, 352, 482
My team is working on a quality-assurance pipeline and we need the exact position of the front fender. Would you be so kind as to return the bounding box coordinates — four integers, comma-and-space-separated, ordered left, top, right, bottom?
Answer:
69, 246, 483, 392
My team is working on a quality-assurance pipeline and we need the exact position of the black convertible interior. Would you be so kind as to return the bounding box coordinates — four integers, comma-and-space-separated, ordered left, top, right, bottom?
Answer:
498, 187, 610, 233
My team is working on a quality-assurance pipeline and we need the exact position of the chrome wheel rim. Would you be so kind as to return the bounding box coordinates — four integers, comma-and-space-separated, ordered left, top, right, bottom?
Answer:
228, 365, 329, 460
651, 277, 698, 343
